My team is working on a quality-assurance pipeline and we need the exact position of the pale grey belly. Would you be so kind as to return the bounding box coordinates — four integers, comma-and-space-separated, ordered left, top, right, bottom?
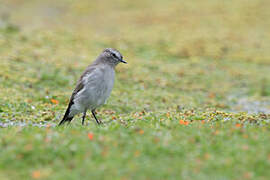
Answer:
71, 78, 114, 115
83, 80, 113, 109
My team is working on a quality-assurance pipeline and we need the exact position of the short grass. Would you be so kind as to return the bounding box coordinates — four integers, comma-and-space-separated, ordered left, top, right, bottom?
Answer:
0, 0, 270, 179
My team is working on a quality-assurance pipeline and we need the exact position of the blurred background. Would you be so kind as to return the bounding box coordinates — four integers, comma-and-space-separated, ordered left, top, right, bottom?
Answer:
1, 1, 270, 179
0, 0, 270, 120
1, 0, 269, 61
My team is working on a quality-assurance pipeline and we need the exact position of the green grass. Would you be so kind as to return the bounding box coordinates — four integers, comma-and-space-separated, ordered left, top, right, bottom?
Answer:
1, 123, 270, 179
0, 0, 270, 179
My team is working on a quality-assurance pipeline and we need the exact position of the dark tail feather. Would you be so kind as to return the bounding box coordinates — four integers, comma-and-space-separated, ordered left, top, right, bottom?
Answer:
58, 115, 73, 126
58, 102, 74, 126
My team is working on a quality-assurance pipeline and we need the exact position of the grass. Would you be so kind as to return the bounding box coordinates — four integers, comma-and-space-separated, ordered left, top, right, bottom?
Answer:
1, 123, 270, 179
0, 0, 270, 179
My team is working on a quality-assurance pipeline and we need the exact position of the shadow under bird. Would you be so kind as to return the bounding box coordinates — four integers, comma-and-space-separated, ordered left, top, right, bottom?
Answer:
58, 48, 127, 126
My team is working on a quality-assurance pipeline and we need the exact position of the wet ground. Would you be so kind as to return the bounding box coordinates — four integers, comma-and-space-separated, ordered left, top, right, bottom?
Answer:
229, 96, 270, 114
0, 120, 56, 128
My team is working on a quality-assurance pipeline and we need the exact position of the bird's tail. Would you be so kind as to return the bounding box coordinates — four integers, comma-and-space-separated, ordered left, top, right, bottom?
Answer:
58, 102, 74, 126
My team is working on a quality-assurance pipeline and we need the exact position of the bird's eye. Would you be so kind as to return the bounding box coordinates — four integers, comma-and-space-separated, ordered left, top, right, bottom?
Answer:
112, 53, 118, 59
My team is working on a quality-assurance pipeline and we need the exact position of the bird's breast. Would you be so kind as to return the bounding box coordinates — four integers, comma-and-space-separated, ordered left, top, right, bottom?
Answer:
83, 66, 115, 108
100, 67, 115, 101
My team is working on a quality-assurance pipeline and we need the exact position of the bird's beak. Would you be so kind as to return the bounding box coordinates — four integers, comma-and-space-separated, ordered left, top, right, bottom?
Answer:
120, 59, 127, 64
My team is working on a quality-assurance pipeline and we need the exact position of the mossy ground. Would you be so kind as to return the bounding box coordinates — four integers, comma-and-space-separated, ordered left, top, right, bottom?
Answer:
0, 0, 270, 179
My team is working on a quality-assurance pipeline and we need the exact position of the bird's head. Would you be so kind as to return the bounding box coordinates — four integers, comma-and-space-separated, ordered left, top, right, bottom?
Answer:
100, 48, 127, 66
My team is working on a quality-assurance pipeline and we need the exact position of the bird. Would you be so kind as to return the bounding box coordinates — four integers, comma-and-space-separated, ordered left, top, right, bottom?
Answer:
58, 48, 127, 126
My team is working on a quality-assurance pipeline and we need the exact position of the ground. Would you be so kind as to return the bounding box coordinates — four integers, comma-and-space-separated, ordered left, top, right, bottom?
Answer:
0, 0, 270, 179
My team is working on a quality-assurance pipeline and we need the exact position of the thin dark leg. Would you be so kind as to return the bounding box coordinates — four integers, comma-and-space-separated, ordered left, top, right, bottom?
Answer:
82, 110, 87, 125
92, 110, 102, 124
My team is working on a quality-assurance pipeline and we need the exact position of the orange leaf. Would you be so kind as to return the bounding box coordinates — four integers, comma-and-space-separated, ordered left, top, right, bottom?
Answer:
88, 133, 94, 140
201, 120, 205, 124
243, 172, 252, 179
134, 150, 140, 157
204, 153, 211, 160
32, 170, 41, 179
213, 130, 219, 135
179, 120, 185, 125
50, 99, 59, 104
208, 92, 216, 99
179, 120, 189, 125
139, 130, 144, 135
243, 134, 248, 138
235, 123, 242, 128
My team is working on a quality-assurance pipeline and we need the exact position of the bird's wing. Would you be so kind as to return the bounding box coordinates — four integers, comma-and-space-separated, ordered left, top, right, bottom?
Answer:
59, 66, 98, 125
70, 66, 98, 102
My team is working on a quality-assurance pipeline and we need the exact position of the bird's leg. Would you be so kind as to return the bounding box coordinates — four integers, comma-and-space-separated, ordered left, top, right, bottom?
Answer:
82, 110, 87, 125
92, 109, 102, 125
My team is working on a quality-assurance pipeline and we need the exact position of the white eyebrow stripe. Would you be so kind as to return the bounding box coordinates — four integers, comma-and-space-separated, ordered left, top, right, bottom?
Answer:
116, 52, 121, 59
112, 50, 121, 59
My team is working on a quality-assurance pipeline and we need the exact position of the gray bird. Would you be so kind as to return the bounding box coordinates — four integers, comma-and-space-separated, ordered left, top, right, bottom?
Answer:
59, 48, 127, 126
